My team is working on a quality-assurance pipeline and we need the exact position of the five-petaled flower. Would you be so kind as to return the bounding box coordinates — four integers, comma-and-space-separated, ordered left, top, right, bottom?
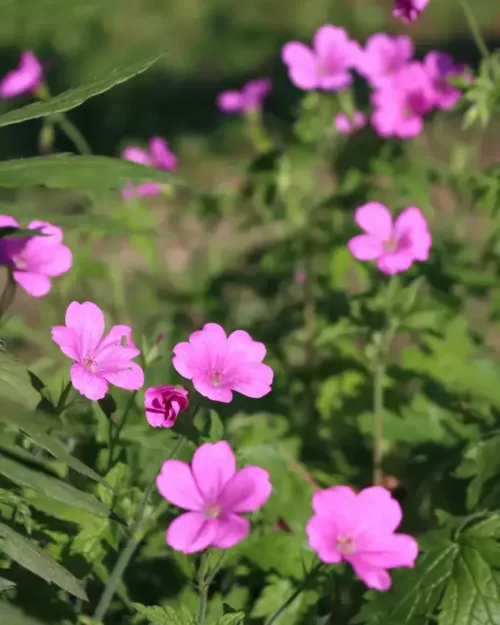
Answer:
144, 385, 189, 428
0, 51, 43, 99
157, 441, 272, 553
217, 78, 272, 114
0, 216, 72, 297
121, 136, 177, 199
306, 485, 419, 590
282, 25, 359, 91
355, 34, 414, 88
172, 323, 273, 403
393, 0, 430, 23
51, 301, 144, 401
348, 202, 432, 275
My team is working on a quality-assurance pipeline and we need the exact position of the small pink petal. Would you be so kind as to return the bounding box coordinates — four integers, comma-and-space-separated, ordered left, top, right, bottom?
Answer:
354, 203, 393, 239
351, 562, 392, 591
348, 234, 384, 261
156, 460, 204, 511
217, 91, 245, 113
281, 42, 319, 90
229, 362, 273, 399
101, 362, 144, 391
192, 378, 234, 402
12, 271, 51, 297
0, 215, 20, 228
227, 330, 266, 362
122, 147, 151, 166
51, 326, 79, 361
65, 302, 105, 357
219, 466, 272, 513
306, 515, 343, 564
70, 363, 108, 400
377, 251, 414, 275
166, 512, 218, 553
212, 514, 250, 549
192, 441, 236, 501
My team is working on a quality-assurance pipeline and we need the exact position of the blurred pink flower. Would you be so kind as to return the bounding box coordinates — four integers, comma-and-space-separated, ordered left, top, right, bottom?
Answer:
121, 136, 177, 199
424, 51, 468, 110
294, 268, 308, 285
393, 0, 429, 23
355, 34, 414, 88
282, 25, 359, 91
173, 323, 273, 403
306, 485, 418, 590
334, 111, 366, 135
144, 385, 189, 428
157, 441, 272, 553
0, 216, 72, 297
0, 51, 43, 99
371, 62, 435, 138
51, 301, 144, 401
348, 202, 431, 275
217, 78, 272, 114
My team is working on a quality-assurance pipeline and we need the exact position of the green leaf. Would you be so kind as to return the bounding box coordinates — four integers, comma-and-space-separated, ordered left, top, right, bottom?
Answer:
0, 410, 108, 486
0, 52, 165, 128
0, 601, 45, 625
208, 410, 225, 442
0, 577, 15, 592
97, 462, 127, 509
213, 614, 245, 625
455, 435, 500, 510
0, 453, 109, 517
0, 352, 40, 410
0, 155, 182, 191
0, 227, 46, 239
0, 523, 87, 600
132, 602, 195, 625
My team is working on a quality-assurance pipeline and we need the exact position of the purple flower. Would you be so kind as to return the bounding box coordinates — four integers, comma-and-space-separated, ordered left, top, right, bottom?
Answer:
281, 25, 359, 91
121, 136, 177, 199
355, 34, 414, 88
334, 111, 366, 135
0, 51, 43, 99
393, 0, 430, 23
371, 62, 435, 139
217, 78, 272, 114
424, 51, 469, 110
144, 385, 189, 428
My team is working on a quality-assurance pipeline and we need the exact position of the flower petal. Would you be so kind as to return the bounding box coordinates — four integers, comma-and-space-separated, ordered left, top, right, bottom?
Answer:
229, 362, 273, 399
377, 251, 413, 275
156, 459, 204, 511
219, 466, 272, 513
217, 91, 244, 113
212, 514, 250, 549
394, 207, 431, 261
12, 271, 51, 297
70, 363, 108, 400
227, 330, 266, 362
65, 301, 105, 357
51, 325, 79, 360
281, 42, 319, 90
348, 234, 384, 261
122, 147, 151, 166
192, 441, 236, 502
356, 534, 419, 569
354, 203, 393, 239
101, 361, 144, 391
354, 486, 403, 535
306, 514, 343, 564
192, 377, 233, 403
166, 512, 218, 553
0, 215, 19, 228
350, 561, 392, 591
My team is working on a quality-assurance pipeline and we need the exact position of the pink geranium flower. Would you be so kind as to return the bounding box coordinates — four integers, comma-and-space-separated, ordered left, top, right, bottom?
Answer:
348, 202, 431, 275
282, 25, 359, 91
0, 216, 72, 297
121, 136, 177, 199
0, 51, 43, 99
157, 441, 272, 553
144, 385, 189, 428
371, 62, 435, 138
51, 302, 144, 401
424, 51, 468, 110
172, 323, 273, 403
393, 0, 429, 23
355, 34, 414, 88
217, 78, 272, 114
306, 485, 418, 590
334, 111, 366, 135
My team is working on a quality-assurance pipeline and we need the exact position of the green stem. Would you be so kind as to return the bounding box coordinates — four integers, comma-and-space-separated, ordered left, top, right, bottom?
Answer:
108, 390, 138, 471
457, 0, 489, 59
55, 114, 93, 155
372, 359, 385, 486
0, 271, 17, 323
264, 562, 324, 625
93, 436, 186, 623
196, 569, 209, 625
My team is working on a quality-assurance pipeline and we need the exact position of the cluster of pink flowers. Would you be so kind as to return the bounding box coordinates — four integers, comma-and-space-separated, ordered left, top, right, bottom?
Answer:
121, 136, 177, 198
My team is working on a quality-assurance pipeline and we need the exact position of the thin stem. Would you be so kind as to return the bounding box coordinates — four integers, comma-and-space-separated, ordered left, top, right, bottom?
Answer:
56, 114, 93, 155
108, 390, 138, 471
372, 360, 385, 486
93, 436, 186, 623
457, 0, 489, 59
264, 562, 324, 625
196, 554, 209, 625
0, 271, 17, 323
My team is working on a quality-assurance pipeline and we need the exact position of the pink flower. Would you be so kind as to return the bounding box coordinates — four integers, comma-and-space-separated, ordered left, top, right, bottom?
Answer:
306, 485, 418, 590
121, 136, 177, 199
0, 51, 43, 99
348, 202, 431, 275
51, 302, 145, 401
0, 216, 72, 297
371, 62, 435, 138
393, 0, 429, 23
217, 78, 272, 114
281, 25, 359, 91
156, 441, 272, 553
424, 51, 468, 110
172, 323, 273, 403
144, 385, 189, 428
334, 111, 366, 135
355, 34, 414, 88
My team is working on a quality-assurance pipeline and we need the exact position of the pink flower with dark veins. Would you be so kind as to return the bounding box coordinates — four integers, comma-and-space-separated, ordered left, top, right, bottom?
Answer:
0, 216, 72, 297
51, 301, 144, 401
144, 385, 189, 428
157, 441, 272, 553
282, 25, 359, 91
0, 51, 43, 98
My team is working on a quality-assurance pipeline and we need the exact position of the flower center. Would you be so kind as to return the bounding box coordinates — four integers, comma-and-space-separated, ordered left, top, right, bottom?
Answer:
204, 502, 221, 519
384, 237, 398, 253
210, 371, 222, 387
336, 535, 356, 555
83, 354, 98, 374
